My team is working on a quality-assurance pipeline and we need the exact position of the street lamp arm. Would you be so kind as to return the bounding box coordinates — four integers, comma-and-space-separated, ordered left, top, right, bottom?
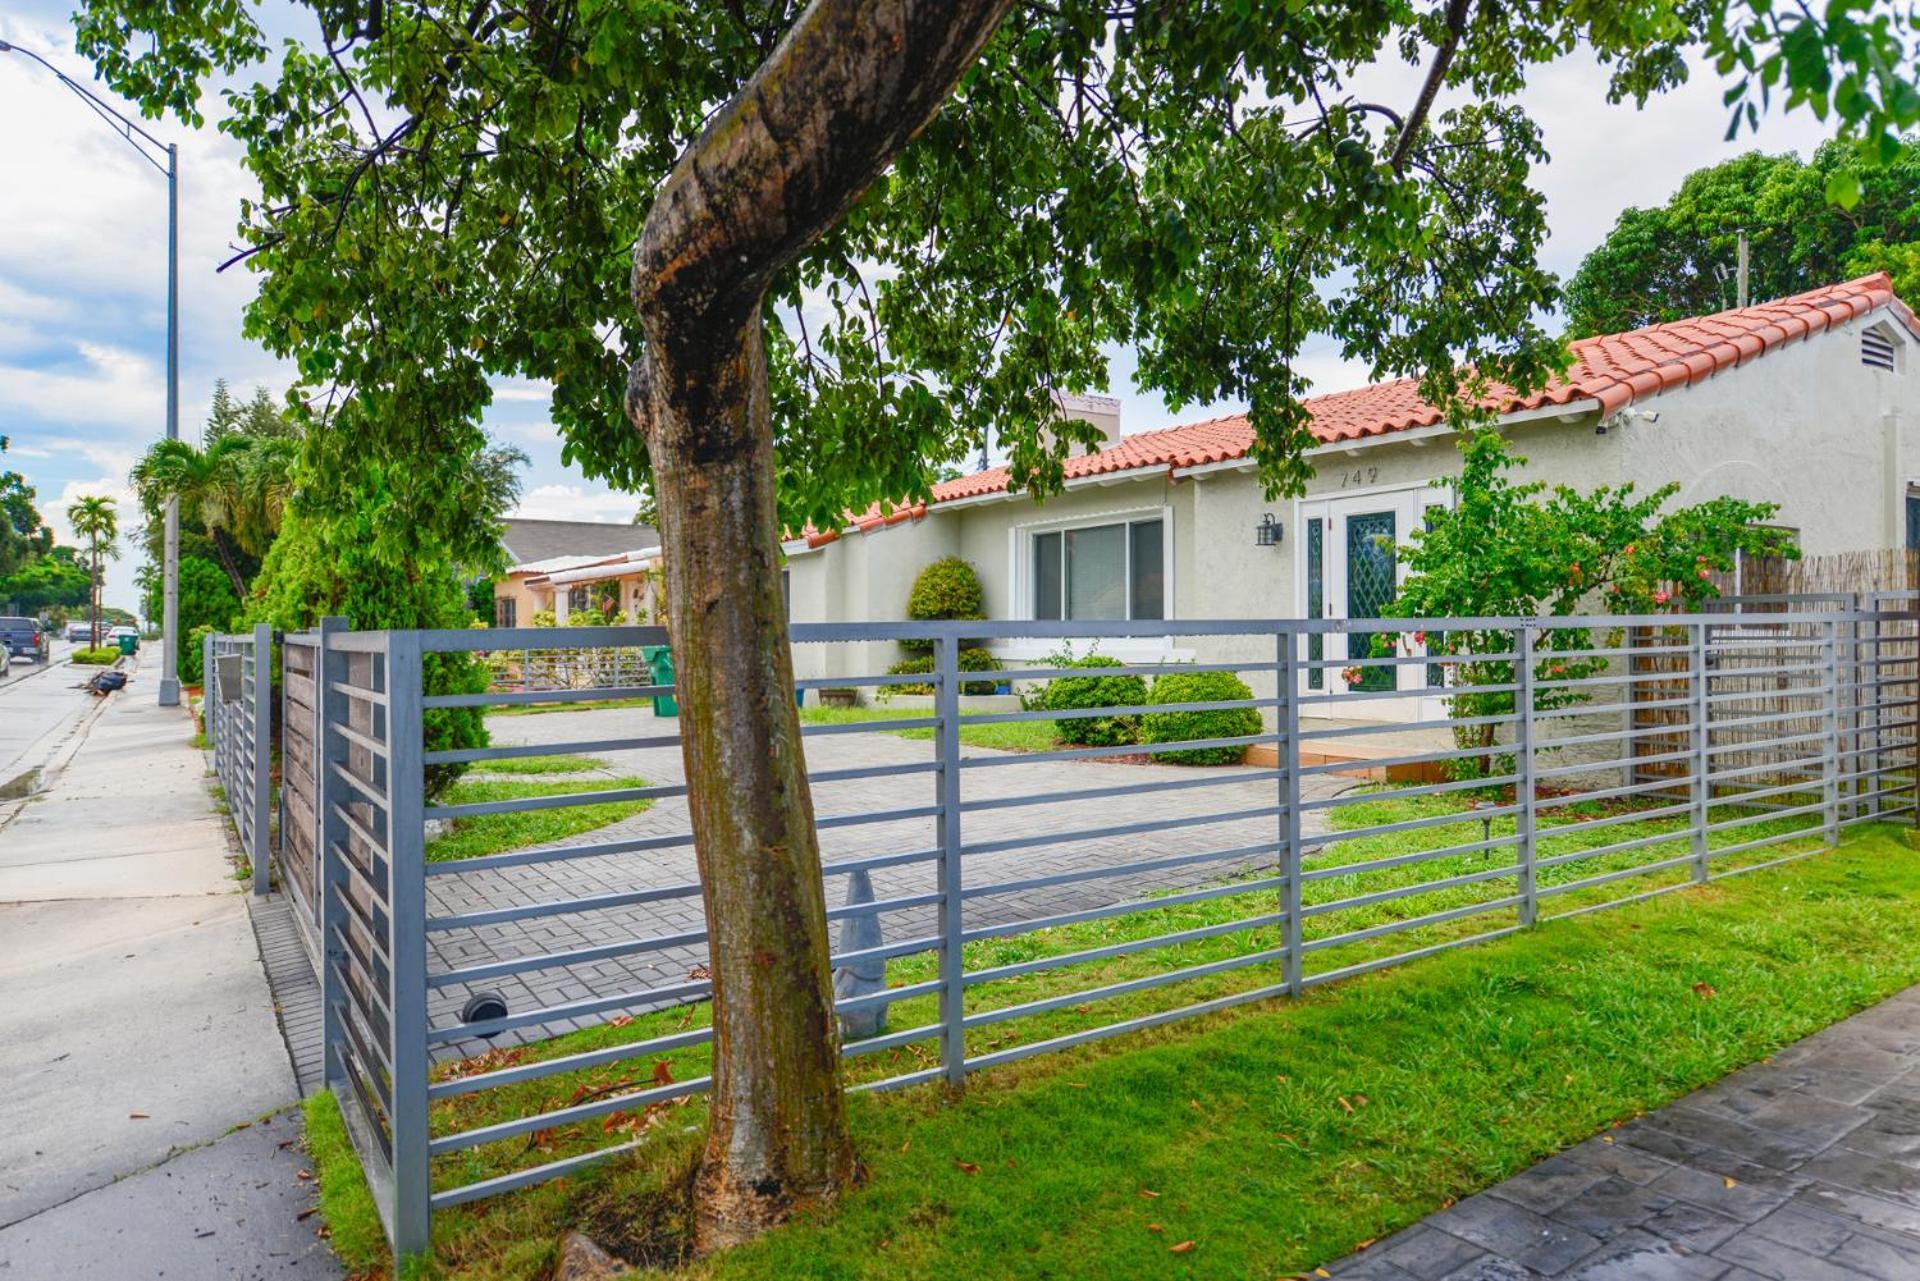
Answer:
0, 39, 171, 176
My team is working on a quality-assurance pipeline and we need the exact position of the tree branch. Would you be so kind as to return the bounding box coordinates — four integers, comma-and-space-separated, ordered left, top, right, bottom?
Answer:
632, 1, 1015, 345
1389, 0, 1472, 175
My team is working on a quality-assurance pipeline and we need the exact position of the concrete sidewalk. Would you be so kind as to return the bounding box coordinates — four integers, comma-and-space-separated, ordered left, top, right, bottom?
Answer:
0, 674, 339, 1278
1325, 985, 1920, 1280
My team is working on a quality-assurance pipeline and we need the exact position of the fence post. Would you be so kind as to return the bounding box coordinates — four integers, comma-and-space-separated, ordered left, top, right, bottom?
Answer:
316, 617, 348, 1089
202, 629, 216, 754
385, 630, 433, 1259
1691, 621, 1710, 883
251, 621, 273, 895
1824, 617, 1841, 847
1279, 629, 1303, 996
1515, 626, 1538, 927
933, 632, 966, 1092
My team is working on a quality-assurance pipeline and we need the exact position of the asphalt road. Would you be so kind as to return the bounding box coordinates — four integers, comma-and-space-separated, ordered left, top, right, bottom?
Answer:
0, 640, 98, 793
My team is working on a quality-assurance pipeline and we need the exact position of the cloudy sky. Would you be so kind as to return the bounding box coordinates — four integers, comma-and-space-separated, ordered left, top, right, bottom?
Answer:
1, 5, 1833, 614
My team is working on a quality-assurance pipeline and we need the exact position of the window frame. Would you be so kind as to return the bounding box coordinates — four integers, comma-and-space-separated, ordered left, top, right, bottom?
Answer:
1016, 505, 1173, 623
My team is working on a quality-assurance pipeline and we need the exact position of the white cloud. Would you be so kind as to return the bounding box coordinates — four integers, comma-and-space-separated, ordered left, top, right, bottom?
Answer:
0, 341, 165, 428
514, 484, 640, 522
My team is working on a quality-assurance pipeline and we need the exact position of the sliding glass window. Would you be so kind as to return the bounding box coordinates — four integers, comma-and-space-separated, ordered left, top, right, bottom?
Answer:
1032, 517, 1165, 621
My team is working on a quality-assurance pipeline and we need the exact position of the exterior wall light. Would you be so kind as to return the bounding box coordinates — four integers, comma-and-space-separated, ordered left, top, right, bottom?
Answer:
1256, 513, 1284, 547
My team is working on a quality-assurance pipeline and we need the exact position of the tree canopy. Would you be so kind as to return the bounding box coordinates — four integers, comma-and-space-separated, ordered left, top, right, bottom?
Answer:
1, 437, 54, 580
1566, 139, 1920, 336
74, 3, 1920, 526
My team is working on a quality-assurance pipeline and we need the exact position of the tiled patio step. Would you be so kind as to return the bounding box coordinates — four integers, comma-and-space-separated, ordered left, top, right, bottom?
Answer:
1244, 741, 1449, 783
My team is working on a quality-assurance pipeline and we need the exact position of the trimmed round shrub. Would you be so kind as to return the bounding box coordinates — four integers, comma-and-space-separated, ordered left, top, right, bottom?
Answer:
70, 646, 120, 665
902, 557, 984, 654
1041, 655, 1146, 747
885, 654, 935, 696
958, 646, 1002, 696
1141, 670, 1263, 765
907, 556, 984, 623
884, 648, 1001, 697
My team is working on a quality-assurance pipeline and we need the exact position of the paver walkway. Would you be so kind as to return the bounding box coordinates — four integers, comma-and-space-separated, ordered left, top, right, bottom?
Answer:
412, 705, 1356, 1058
1324, 984, 1920, 1280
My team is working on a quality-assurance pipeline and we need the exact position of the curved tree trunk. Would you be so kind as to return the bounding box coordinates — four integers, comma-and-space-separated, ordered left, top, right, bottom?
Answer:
210, 527, 249, 602
625, 0, 1014, 1251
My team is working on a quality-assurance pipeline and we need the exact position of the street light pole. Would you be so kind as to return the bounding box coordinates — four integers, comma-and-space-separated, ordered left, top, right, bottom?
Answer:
161, 143, 181, 706
0, 39, 182, 706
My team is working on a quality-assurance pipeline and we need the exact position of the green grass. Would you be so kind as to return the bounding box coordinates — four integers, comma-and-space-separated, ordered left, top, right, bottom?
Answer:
799, 704, 1060, 753
486, 697, 656, 717
305, 785, 1920, 1279
426, 774, 653, 863
468, 753, 611, 776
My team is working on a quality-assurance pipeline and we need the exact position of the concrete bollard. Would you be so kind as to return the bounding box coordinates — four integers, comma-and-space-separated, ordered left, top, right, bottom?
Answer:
833, 869, 888, 1041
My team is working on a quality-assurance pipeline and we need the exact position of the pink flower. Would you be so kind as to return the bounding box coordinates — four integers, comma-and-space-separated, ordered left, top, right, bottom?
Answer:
1697, 568, 1711, 580
1653, 590, 1671, 605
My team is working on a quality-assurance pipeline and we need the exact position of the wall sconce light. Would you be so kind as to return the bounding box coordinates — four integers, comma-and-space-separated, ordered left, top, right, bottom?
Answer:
1255, 513, 1283, 547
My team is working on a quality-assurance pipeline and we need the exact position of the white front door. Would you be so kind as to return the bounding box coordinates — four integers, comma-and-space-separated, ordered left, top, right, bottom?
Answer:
1297, 483, 1449, 719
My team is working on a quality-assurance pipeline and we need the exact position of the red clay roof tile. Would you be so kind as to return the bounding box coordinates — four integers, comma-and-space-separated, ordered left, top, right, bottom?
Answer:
803, 274, 1913, 548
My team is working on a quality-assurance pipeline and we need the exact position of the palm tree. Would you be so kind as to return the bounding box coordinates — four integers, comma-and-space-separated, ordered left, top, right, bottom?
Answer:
131, 436, 260, 599
66, 495, 119, 648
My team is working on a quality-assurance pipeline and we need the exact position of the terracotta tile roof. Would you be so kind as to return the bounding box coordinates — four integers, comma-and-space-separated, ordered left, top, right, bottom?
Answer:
802, 274, 1913, 549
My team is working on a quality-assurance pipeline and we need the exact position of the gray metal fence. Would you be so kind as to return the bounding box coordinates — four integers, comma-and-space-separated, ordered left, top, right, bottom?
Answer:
207, 623, 272, 895
249, 605, 1915, 1259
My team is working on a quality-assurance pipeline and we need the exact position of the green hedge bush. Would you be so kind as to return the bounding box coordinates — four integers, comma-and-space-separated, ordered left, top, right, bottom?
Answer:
182, 624, 215, 686
883, 647, 1003, 697
902, 557, 985, 654
1040, 655, 1146, 747
70, 646, 120, 665
1141, 670, 1263, 765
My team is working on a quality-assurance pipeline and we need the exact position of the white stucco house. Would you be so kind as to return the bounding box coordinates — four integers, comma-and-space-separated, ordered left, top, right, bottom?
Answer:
783, 274, 1918, 712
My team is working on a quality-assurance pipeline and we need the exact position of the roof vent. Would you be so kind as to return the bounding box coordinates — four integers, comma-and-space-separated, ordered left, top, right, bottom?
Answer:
1863, 325, 1899, 373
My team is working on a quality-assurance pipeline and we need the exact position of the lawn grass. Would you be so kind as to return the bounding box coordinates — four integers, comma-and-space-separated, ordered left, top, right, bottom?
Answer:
799, 704, 1060, 753
486, 697, 657, 717
426, 773, 652, 863
467, 753, 611, 776
306, 804, 1920, 1280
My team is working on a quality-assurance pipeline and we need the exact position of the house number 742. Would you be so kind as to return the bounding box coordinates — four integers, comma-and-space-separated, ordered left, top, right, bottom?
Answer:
1340, 466, 1379, 488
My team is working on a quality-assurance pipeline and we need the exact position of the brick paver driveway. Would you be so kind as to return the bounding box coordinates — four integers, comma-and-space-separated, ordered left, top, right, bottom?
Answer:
425, 706, 1350, 1058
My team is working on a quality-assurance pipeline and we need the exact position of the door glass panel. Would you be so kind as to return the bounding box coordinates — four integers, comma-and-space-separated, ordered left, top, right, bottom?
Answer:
1129, 520, 1164, 620
1306, 517, 1324, 689
1034, 531, 1063, 619
1346, 511, 1397, 693
1066, 524, 1127, 620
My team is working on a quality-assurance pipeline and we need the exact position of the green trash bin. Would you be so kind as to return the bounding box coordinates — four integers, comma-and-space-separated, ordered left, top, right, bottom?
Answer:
116, 633, 137, 657
641, 645, 678, 718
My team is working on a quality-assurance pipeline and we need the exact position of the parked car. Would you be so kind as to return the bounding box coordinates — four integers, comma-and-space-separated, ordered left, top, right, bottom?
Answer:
0, 616, 49, 662
67, 620, 98, 645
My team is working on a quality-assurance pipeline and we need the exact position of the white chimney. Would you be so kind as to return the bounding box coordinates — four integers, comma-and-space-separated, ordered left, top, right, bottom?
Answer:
1049, 392, 1123, 457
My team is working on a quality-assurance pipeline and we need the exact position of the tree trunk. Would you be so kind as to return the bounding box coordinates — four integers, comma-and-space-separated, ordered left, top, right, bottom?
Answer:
625, 0, 1014, 1251
211, 527, 249, 602
633, 319, 853, 1251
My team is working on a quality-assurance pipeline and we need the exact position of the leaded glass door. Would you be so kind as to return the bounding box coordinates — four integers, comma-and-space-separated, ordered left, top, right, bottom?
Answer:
1344, 511, 1398, 692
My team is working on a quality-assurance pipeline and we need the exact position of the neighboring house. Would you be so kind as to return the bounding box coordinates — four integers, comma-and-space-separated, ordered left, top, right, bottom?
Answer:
785, 274, 1918, 715
494, 517, 661, 626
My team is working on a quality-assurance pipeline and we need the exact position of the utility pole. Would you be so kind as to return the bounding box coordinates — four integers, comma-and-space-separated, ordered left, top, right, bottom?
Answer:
0, 40, 182, 706
161, 144, 181, 707
1736, 229, 1750, 309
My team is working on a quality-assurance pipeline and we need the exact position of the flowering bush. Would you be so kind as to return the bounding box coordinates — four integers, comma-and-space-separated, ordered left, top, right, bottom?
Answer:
1381, 430, 1798, 780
